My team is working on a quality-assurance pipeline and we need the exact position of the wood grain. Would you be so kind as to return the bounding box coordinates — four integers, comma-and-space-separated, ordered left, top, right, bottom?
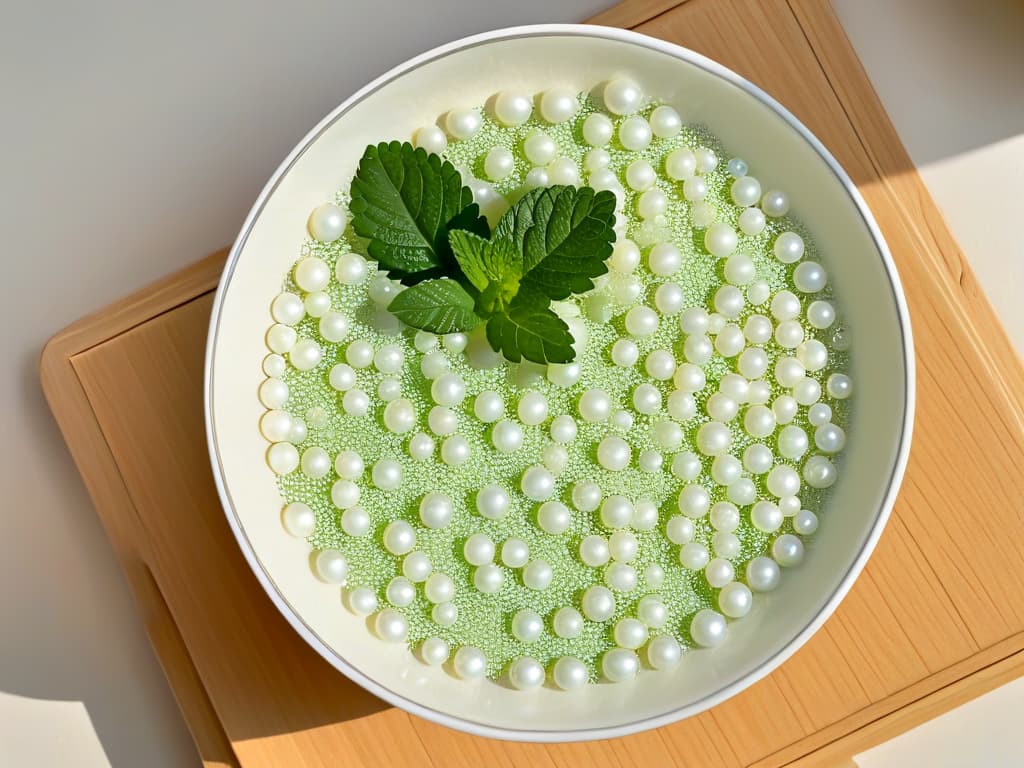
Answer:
40, 1, 1024, 766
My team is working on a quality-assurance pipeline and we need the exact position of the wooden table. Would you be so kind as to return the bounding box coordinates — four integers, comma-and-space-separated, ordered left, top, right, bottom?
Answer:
41, 1, 1024, 766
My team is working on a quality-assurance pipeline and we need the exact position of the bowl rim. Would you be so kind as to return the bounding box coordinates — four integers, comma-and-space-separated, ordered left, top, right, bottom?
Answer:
204, 22, 916, 742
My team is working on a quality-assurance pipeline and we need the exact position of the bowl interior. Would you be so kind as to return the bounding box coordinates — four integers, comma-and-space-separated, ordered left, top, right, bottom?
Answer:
207, 27, 910, 739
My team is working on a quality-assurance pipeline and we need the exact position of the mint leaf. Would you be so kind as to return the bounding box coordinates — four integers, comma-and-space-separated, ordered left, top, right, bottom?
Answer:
494, 185, 616, 300
485, 286, 575, 365
350, 141, 488, 283
448, 230, 522, 316
387, 279, 482, 334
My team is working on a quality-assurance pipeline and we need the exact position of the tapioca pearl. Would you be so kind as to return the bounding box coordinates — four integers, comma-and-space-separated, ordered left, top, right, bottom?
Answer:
262, 354, 286, 380
384, 576, 415, 608
683, 175, 708, 202
696, 421, 731, 456
539, 86, 579, 123
747, 379, 772, 405
314, 550, 348, 584
341, 389, 369, 417
775, 356, 806, 388
303, 291, 330, 318
582, 585, 617, 623
761, 189, 790, 217
603, 77, 643, 115
490, 419, 523, 453
600, 495, 634, 529
793, 508, 819, 535
647, 242, 681, 276
711, 454, 743, 486
726, 157, 748, 178
382, 520, 415, 556
295, 256, 331, 293
746, 556, 781, 592
767, 464, 801, 498
499, 538, 530, 570
695, 146, 718, 173
654, 282, 685, 316
582, 150, 612, 179
808, 402, 833, 427
475, 484, 510, 521
579, 535, 611, 568
583, 112, 614, 146
473, 391, 503, 423
367, 272, 400, 306
524, 167, 549, 189
797, 339, 829, 372
307, 202, 347, 242
578, 388, 613, 422
775, 320, 805, 349
523, 128, 556, 165
266, 325, 296, 356
521, 465, 555, 501
679, 307, 710, 335
747, 279, 771, 306
625, 158, 656, 192
667, 390, 697, 421
794, 377, 822, 406
632, 498, 658, 531
678, 483, 711, 518
543, 444, 570, 476
610, 532, 634, 561
402, 550, 432, 583
589, 167, 619, 193
706, 312, 726, 335
637, 187, 667, 219
523, 559, 554, 591
548, 157, 581, 186
605, 562, 638, 592
289, 338, 323, 371
271, 292, 305, 325
704, 223, 738, 258
827, 373, 853, 400
710, 501, 740, 532
793, 261, 827, 294
537, 500, 571, 535
413, 124, 447, 154
771, 290, 801, 322
719, 373, 750, 403
724, 253, 756, 286
382, 398, 415, 433
705, 558, 735, 589
335, 252, 368, 286
665, 148, 697, 180
547, 362, 581, 388
572, 480, 602, 512
713, 530, 742, 558
815, 422, 847, 453
514, 390, 548, 426
614, 617, 649, 650
774, 231, 805, 263
644, 564, 666, 589
260, 410, 292, 443
679, 541, 710, 571
671, 451, 702, 482
807, 300, 836, 329
643, 349, 675, 382
772, 395, 799, 426
346, 587, 378, 617
619, 115, 652, 151
714, 285, 744, 319
773, 533, 805, 567
648, 103, 681, 137
653, 419, 684, 451
779, 494, 802, 517
738, 206, 767, 236
267, 442, 299, 475
610, 338, 639, 369
474, 563, 504, 594
602, 647, 640, 683
751, 500, 784, 533
429, 372, 465, 407
804, 454, 838, 489
493, 90, 532, 126
683, 334, 713, 365
300, 447, 331, 479
778, 425, 809, 460
673, 362, 706, 394
705, 392, 738, 423
407, 432, 434, 461
743, 443, 774, 474
715, 324, 745, 358
445, 108, 482, 139
609, 238, 641, 273
441, 435, 470, 466
730, 175, 762, 207
375, 378, 400, 403
549, 414, 577, 444
719, 581, 753, 619
631, 384, 661, 416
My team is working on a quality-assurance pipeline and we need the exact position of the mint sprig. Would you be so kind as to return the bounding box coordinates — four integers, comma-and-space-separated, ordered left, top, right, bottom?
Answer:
349, 141, 616, 364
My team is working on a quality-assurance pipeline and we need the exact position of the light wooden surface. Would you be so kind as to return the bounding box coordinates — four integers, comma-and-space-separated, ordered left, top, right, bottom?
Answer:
40, 1, 1024, 766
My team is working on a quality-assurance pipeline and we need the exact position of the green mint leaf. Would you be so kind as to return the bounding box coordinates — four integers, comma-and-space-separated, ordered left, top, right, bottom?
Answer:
448, 230, 522, 316
387, 279, 483, 334
485, 286, 575, 365
350, 141, 488, 283
494, 185, 616, 300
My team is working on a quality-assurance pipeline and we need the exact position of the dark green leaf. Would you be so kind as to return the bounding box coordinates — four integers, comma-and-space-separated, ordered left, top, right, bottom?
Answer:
494, 185, 616, 300
349, 141, 488, 282
387, 279, 483, 334
485, 286, 575, 365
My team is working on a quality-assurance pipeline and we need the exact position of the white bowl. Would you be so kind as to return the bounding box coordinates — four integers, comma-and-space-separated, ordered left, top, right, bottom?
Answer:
205, 24, 914, 741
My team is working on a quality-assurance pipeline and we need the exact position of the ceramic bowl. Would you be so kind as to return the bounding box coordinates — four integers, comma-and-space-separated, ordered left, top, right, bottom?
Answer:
205, 24, 914, 741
